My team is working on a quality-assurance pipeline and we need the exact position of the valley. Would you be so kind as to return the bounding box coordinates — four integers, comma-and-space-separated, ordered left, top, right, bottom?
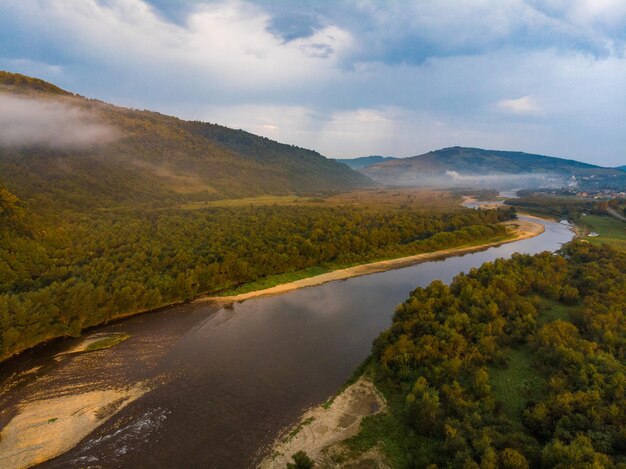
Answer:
0, 69, 624, 469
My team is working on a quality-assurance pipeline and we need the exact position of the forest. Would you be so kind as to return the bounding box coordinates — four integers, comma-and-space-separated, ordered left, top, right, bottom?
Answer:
347, 241, 626, 468
0, 186, 516, 361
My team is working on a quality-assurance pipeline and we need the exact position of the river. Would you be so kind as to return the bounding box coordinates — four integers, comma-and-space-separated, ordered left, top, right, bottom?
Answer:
0, 215, 573, 468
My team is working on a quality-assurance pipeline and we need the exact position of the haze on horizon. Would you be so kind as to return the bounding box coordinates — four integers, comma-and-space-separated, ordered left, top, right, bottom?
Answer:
1, 0, 625, 167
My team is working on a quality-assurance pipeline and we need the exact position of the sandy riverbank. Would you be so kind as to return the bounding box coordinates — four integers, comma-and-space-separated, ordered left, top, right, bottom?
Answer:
0, 384, 148, 469
462, 195, 505, 209
259, 377, 387, 468
201, 218, 544, 304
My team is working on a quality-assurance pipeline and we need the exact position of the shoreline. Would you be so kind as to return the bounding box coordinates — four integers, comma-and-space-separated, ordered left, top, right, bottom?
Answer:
259, 376, 387, 468
0, 384, 148, 469
200, 217, 545, 304
0, 214, 550, 366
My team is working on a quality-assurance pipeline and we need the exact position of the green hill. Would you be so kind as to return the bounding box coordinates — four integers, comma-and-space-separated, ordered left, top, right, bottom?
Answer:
0, 71, 371, 210
361, 146, 625, 189
335, 155, 397, 170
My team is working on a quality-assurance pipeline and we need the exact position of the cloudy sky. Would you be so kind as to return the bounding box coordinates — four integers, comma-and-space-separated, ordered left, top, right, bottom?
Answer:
1, 0, 625, 166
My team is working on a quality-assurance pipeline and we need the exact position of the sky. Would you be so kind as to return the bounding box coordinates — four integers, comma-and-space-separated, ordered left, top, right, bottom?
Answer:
1, 0, 625, 166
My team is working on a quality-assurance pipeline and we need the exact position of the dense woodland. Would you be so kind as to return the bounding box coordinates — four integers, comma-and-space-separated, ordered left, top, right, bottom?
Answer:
352, 242, 626, 468
0, 184, 515, 360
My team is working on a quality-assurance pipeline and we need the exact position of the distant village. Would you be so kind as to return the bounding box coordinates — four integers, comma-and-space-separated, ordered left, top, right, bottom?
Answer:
534, 173, 625, 194
575, 190, 626, 200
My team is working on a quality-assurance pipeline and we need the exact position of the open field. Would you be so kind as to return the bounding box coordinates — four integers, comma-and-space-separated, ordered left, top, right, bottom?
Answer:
180, 189, 464, 211
536, 297, 579, 326
579, 214, 626, 251
323, 189, 462, 211
179, 194, 317, 209
489, 347, 541, 422
489, 297, 581, 421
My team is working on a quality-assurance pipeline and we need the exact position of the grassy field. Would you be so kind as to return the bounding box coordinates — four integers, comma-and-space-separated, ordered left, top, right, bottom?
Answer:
180, 195, 318, 209
180, 189, 464, 212
324, 189, 462, 211
218, 266, 331, 296
84, 333, 130, 352
579, 214, 626, 251
488, 298, 580, 421
489, 347, 542, 422
536, 297, 579, 326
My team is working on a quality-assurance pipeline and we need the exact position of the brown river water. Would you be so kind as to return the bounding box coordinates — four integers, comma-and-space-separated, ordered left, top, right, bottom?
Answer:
0, 216, 573, 468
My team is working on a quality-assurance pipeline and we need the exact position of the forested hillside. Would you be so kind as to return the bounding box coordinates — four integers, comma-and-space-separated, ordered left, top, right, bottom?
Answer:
349, 242, 626, 467
0, 71, 370, 210
360, 147, 626, 189
335, 156, 398, 170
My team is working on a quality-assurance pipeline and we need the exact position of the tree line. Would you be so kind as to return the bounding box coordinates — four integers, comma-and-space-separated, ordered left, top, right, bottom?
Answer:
0, 195, 515, 360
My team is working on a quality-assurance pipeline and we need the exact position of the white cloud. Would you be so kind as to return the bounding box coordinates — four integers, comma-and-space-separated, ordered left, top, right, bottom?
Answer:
498, 95, 542, 114
2, 0, 626, 165
2, 0, 352, 93
562, 0, 626, 27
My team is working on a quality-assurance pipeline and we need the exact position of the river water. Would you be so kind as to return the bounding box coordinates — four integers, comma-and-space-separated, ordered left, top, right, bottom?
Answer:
0, 215, 573, 468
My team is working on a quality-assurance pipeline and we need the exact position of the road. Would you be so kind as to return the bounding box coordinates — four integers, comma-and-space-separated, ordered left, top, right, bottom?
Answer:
607, 207, 626, 223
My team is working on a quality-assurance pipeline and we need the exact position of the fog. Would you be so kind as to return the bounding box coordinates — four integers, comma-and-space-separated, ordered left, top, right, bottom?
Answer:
443, 170, 557, 187
372, 169, 564, 190
0, 94, 118, 150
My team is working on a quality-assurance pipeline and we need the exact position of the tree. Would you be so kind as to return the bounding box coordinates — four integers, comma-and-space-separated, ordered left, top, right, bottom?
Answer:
500, 448, 529, 469
286, 450, 314, 469
541, 435, 613, 468
406, 377, 441, 435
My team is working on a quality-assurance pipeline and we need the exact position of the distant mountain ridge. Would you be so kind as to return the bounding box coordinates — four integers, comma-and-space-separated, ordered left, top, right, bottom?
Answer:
0, 71, 371, 209
335, 155, 397, 170
360, 146, 625, 189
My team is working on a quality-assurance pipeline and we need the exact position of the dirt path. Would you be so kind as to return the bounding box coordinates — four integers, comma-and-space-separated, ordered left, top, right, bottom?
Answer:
200, 218, 544, 304
607, 207, 626, 223
259, 377, 386, 468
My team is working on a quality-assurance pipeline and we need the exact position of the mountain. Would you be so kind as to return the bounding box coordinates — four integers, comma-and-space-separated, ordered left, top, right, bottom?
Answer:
360, 146, 626, 189
335, 155, 397, 170
0, 71, 371, 210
